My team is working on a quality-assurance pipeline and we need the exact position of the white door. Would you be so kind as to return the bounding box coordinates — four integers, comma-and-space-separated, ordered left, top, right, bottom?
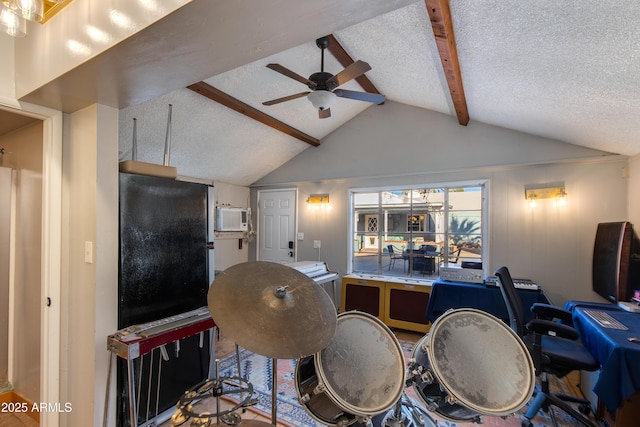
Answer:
257, 189, 296, 263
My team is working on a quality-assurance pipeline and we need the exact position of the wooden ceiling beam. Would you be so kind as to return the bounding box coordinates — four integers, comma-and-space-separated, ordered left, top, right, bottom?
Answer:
326, 34, 383, 98
188, 81, 320, 147
424, 0, 470, 125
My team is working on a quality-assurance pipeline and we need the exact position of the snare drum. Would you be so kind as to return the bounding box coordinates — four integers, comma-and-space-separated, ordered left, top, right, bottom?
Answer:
295, 311, 405, 426
409, 308, 534, 421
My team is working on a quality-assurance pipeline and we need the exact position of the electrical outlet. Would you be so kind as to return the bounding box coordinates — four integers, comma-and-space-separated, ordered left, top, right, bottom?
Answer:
313, 240, 321, 249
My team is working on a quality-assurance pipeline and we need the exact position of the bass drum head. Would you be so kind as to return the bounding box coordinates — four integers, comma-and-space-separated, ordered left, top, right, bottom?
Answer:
410, 333, 483, 422
427, 308, 535, 416
316, 311, 405, 417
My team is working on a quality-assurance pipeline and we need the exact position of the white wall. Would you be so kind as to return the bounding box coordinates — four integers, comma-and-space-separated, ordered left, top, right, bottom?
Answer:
628, 154, 640, 227
60, 104, 118, 427
490, 159, 627, 305
0, 35, 14, 101
257, 102, 614, 184
253, 102, 627, 307
13, 0, 190, 99
213, 181, 251, 271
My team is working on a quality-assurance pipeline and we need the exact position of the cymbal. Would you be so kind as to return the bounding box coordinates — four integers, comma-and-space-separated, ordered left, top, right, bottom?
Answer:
208, 261, 337, 359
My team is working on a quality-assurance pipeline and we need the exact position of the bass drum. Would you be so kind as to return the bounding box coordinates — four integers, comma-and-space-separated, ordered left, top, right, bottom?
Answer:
295, 311, 405, 426
410, 308, 534, 421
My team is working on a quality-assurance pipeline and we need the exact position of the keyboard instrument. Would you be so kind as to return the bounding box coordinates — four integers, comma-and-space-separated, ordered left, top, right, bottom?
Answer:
288, 260, 339, 308
108, 306, 215, 359
289, 260, 338, 284
583, 309, 629, 330
485, 276, 540, 290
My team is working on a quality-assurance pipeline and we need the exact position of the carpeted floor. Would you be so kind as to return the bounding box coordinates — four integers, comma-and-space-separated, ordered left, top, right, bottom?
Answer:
210, 342, 596, 427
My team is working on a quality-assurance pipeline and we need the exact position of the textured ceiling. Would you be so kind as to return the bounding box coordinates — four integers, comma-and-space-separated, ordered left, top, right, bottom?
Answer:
9, 0, 640, 185
117, 1, 450, 185
452, 0, 640, 156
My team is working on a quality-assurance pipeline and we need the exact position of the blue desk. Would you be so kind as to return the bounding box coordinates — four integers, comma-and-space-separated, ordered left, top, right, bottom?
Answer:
572, 305, 640, 413
426, 280, 549, 324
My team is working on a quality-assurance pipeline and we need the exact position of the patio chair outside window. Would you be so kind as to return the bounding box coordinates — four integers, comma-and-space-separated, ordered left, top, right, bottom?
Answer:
387, 245, 405, 270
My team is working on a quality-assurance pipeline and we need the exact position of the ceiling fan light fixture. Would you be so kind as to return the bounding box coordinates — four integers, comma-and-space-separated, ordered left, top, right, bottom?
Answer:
307, 90, 336, 111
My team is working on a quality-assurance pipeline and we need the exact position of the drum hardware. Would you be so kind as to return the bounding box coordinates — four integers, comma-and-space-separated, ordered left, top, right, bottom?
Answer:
219, 412, 241, 426
274, 285, 289, 298
379, 394, 437, 427
405, 359, 434, 387
303, 382, 327, 398
171, 359, 255, 427
409, 308, 535, 424
170, 405, 192, 426
189, 416, 212, 427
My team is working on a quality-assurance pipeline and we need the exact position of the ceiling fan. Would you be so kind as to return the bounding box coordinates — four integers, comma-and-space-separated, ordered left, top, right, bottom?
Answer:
262, 36, 386, 119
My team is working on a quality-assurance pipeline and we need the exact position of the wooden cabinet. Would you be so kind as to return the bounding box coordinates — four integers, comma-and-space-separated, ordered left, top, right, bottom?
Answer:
384, 280, 431, 333
341, 276, 385, 317
341, 275, 431, 333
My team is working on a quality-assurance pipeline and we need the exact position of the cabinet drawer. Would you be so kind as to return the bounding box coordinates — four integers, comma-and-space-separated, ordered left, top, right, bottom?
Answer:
341, 278, 384, 319
384, 282, 431, 333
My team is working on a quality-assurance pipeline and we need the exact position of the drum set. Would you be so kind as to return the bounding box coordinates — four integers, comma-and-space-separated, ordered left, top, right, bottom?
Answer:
170, 261, 535, 427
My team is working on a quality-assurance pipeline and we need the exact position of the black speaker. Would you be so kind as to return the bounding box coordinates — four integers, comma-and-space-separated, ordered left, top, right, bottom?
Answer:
592, 221, 640, 303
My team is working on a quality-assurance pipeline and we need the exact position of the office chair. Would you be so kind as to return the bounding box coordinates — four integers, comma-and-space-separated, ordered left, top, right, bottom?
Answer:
494, 266, 600, 427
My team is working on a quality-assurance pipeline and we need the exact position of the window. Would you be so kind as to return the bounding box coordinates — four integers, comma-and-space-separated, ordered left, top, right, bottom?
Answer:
350, 183, 486, 279
407, 215, 426, 232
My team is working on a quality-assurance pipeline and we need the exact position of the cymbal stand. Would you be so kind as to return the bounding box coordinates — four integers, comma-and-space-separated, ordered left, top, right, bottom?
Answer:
271, 358, 277, 425
215, 359, 221, 426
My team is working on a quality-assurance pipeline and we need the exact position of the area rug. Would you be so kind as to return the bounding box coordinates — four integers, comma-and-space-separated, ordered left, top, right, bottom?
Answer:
217, 341, 590, 427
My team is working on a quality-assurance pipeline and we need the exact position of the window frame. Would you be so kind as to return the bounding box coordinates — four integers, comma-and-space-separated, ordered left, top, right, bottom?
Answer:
347, 179, 489, 280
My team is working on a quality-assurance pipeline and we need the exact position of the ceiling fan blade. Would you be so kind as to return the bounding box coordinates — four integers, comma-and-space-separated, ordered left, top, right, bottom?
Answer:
334, 89, 385, 105
266, 64, 317, 89
262, 92, 310, 106
327, 60, 372, 88
318, 108, 331, 119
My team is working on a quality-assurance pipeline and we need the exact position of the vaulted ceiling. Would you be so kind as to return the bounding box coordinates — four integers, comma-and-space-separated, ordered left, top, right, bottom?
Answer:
8, 0, 640, 185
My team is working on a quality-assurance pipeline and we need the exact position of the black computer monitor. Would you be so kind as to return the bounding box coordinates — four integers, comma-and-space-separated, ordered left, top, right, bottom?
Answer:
592, 221, 640, 303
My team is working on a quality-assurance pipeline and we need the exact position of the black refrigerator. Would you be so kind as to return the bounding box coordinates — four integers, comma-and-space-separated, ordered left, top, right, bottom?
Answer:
117, 172, 213, 426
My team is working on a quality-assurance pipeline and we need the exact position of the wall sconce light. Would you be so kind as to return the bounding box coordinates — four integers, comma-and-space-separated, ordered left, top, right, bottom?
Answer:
307, 194, 330, 208
524, 183, 567, 208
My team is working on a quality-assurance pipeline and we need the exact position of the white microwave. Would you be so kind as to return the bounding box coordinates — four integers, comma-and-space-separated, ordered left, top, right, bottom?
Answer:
216, 207, 249, 231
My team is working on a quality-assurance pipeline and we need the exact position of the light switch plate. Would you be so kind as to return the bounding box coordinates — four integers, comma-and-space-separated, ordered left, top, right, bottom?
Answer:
84, 241, 93, 264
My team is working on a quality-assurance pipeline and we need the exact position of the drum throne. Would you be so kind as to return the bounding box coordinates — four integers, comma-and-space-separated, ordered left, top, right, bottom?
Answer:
495, 266, 600, 427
